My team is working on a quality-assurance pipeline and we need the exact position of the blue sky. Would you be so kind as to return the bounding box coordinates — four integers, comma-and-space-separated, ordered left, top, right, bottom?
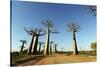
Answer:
11, 1, 96, 52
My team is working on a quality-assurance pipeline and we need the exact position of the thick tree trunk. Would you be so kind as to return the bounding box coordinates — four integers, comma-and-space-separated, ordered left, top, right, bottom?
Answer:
32, 35, 39, 55
39, 44, 41, 53
72, 30, 78, 55
44, 30, 50, 55
27, 35, 34, 55
49, 44, 52, 54
55, 45, 57, 53
42, 45, 45, 53
20, 43, 24, 53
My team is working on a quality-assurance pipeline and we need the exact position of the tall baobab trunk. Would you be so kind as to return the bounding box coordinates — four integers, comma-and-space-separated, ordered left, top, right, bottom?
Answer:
49, 44, 52, 54
20, 40, 26, 53
44, 29, 50, 55
20, 42, 24, 53
49, 41, 53, 54
42, 20, 58, 55
39, 43, 42, 53
27, 35, 34, 55
72, 29, 78, 55
54, 44, 57, 53
32, 35, 39, 55
43, 45, 45, 53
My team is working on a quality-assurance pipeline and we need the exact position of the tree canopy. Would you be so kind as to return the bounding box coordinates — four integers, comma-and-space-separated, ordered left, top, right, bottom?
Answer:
90, 42, 96, 51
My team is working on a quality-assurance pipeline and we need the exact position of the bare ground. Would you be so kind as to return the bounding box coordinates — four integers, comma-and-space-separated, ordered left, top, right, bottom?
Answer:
17, 54, 96, 66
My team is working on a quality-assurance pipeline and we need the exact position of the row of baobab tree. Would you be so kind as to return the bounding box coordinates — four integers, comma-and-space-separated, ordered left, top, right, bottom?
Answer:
17, 6, 96, 56
19, 20, 80, 56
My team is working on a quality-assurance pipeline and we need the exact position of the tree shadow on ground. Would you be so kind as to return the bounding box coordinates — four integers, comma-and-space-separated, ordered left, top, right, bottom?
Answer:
11, 55, 45, 66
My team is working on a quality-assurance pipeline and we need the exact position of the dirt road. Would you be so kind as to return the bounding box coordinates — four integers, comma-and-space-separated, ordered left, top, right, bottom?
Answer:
18, 54, 96, 66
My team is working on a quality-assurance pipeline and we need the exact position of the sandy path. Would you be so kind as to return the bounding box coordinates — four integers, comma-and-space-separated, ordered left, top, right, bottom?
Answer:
35, 54, 96, 65
18, 54, 96, 66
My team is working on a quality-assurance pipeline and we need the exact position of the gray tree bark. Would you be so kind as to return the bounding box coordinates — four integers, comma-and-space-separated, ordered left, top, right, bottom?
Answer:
27, 35, 34, 55
39, 44, 42, 53
49, 44, 52, 54
54, 45, 57, 53
44, 30, 50, 55
20, 42, 24, 53
31, 35, 39, 55
72, 29, 78, 55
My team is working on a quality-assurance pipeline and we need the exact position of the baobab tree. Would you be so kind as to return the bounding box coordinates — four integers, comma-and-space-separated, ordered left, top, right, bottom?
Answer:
25, 27, 44, 55
24, 27, 36, 55
19, 40, 26, 53
38, 42, 45, 54
31, 28, 44, 55
49, 41, 53, 54
67, 22, 80, 55
54, 44, 57, 53
42, 45, 45, 53
42, 20, 58, 55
